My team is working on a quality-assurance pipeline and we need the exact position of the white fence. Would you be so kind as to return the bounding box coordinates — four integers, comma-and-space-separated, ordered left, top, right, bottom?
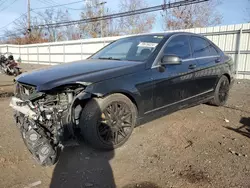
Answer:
0, 23, 250, 79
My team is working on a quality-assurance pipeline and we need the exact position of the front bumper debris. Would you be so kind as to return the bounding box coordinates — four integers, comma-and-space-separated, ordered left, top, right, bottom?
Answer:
9, 97, 58, 166
9, 97, 40, 120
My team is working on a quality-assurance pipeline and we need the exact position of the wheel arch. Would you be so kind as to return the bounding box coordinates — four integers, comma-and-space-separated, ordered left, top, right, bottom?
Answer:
72, 90, 140, 122
223, 73, 231, 83
212, 73, 231, 93
98, 91, 139, 112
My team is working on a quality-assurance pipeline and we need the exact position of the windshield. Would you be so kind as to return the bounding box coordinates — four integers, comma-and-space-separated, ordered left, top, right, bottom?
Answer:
91, 35, 165, 62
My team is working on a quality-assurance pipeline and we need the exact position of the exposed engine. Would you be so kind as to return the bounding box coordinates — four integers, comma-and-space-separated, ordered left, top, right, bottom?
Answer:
10, 83, 84, 165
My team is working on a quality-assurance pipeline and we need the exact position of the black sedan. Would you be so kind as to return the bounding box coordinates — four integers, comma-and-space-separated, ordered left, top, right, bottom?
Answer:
10, 32, 235, 165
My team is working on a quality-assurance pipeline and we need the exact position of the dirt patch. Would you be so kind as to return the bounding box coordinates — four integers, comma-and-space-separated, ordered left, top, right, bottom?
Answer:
122, 182, 161, 188
179, 165, 210, 184
0, 91, 13, 98
0, 81, 14, 98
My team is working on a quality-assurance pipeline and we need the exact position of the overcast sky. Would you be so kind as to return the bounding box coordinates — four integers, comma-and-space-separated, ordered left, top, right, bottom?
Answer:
0, 0, 249, 35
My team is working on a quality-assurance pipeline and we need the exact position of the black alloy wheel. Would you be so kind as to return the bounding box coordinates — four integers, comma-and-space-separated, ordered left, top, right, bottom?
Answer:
80, 94, 137, 150
98, 101, 133, 145
210, 75, 230, 106
218, 78, 230, 103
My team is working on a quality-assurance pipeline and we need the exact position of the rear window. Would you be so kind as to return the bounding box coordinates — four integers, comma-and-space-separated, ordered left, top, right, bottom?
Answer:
190, 36, 219, 58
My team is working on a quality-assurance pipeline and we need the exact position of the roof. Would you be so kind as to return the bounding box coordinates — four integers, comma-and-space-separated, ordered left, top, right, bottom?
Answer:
127, 31, 202, 38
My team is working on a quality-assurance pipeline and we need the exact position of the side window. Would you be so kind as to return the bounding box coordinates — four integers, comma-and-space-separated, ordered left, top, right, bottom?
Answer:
163, 35, 191, 59
209, 45, 219, 56
190, 36, 218, 58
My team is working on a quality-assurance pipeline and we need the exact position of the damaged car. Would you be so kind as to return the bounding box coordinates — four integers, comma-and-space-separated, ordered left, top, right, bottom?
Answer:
10, 32, 235, 166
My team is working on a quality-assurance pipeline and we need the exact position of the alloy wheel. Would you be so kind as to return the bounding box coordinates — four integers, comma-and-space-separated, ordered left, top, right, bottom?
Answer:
218, 79, 229, 103
97, 101, 133, 146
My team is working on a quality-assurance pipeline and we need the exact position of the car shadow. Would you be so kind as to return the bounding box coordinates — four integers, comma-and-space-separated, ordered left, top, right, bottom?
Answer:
50, 144, 116, 188
50, 98, 117, 188
225, 117, 250, 139
50, 144, 162, 188
50, 98, 173, 188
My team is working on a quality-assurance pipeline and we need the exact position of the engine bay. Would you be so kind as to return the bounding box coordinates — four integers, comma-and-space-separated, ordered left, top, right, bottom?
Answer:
10, 82, 85, 165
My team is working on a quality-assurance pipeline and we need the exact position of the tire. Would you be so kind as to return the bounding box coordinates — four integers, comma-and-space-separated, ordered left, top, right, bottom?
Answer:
80, 94, 137, 150
13, 67, 20, 76
210, 75, 230, 106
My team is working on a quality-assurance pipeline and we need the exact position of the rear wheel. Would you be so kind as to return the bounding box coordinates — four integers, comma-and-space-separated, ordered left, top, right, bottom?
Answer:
80, 94, 137, 150
210, 75, 230, 106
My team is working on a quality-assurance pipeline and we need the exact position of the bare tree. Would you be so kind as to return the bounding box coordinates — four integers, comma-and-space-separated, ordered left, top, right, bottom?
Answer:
3, 9, 77, 44
80, 0, 110, 38
57, 10, 82, 41
38, 9, 71, 42
4, 14, 46, 44
117, 0, 155, 35
105, 8, 122, 37
79, 0, 155, 37
162, 0, 222, 30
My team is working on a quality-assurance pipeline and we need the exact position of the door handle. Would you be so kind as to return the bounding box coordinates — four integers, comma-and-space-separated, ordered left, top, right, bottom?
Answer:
188, 64, 196, 69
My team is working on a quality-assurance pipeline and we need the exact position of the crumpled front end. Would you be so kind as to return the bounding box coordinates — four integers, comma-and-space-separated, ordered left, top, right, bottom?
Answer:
10, 82, 85, 166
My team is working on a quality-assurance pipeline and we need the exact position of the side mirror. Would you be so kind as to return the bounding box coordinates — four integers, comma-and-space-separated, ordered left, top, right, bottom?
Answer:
161, 55, 182, 65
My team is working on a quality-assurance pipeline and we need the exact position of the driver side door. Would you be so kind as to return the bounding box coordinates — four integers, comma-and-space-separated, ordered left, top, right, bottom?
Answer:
148, 35, 198, 114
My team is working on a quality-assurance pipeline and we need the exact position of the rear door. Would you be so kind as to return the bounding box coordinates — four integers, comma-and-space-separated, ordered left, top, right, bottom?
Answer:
190, 36, 221, 95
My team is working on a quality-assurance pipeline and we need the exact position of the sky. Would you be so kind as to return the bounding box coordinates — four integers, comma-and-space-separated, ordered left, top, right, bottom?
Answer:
0, 0, 249, 35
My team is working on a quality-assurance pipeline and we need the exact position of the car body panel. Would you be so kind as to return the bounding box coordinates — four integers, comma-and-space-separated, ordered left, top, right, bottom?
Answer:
151, 61, 199, 112
84, 68, 154, 116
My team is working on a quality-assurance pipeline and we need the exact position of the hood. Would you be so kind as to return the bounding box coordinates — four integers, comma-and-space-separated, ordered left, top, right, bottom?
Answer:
16, 59, 145, 91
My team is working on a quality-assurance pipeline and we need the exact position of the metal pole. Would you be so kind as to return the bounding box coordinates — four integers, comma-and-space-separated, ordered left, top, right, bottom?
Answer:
19, 45, 21, 62
236, 28, 243, 78
49, 45, 51, 65
81, 42, 83, 60
27, 0, 31, 38
27, 47, 29, 64
99, 1, 107, 46
63, 43, 65, 63
37, 45, 39, 64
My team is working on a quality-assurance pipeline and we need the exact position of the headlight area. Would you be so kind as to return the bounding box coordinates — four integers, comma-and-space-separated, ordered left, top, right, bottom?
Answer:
9, 84, 85, 166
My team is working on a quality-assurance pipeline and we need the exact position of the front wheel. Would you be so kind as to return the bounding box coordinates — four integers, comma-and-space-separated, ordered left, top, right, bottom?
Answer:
210, 75, 230, 106
80, 94, 137, 150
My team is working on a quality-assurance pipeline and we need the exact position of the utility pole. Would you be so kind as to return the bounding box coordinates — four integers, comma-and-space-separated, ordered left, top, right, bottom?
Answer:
99, 1, 107, 39
27, 0, 31, 38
